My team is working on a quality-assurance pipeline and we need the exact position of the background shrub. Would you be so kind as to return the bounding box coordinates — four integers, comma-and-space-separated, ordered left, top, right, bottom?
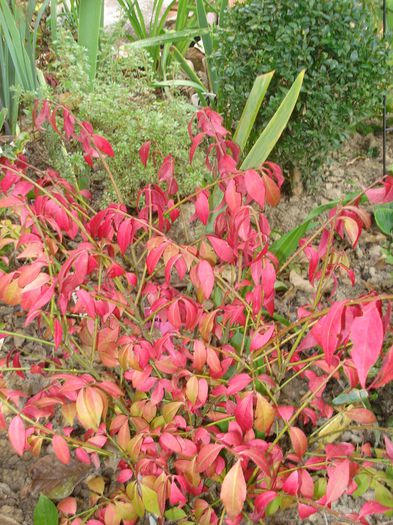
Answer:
45, 33, 207, 203
214, 0, 389, 182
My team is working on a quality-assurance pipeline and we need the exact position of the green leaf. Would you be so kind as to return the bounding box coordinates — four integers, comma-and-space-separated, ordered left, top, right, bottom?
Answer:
375, 482, 393, 508
0, 108, 7, 131
129, 28, 210, 49
241, 70, 305, 169
33, 495, 58, 525
234, 72, 274, 152
165, 507, 187, 521
353, 473, 371, 497
78, 0, 103, 81
375, 203, 393, 236
141, 484, 160, 515
171, 45, 208, 106
332, 389, 369, 406
153, 79, 208, 91
270, 220, 312, 265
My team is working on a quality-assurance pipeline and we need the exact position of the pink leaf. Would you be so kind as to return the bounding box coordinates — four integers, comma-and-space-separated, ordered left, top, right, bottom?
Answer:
234, 393, 253, 432
195, 191, 209, 225
350, 302, 383, 388
53, 435, 71, 464
197, 260, 214, 300
359, 501, 389, 519
250, 325, 275, 352
227, 374, 252, 395
244, 170, 265, 208
384, 435, 393, 461
207, 236, 234, 263
326, 460, 350, 504
8, 416, 25, 456
282, 471, 299, 495
58, 497, 77, 516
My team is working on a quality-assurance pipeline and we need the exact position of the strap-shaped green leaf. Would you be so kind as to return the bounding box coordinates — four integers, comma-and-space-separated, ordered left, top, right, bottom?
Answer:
241, 70, 305, 169
233, 72, 274, 152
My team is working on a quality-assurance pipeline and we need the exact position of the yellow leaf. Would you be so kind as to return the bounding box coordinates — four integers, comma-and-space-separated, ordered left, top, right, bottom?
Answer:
141, 484, 160, 516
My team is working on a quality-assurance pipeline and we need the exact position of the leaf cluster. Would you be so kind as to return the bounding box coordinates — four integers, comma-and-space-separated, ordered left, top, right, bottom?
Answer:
1, 102, 393, 524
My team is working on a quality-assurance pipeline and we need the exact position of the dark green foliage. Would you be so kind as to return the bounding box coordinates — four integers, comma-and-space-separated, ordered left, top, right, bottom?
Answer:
214, 0, 389, 180
45, 33, 207, 204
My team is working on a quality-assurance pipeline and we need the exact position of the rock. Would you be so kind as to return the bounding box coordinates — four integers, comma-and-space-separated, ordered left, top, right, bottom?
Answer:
0, 505, 23, 525
289, 270, 314, 294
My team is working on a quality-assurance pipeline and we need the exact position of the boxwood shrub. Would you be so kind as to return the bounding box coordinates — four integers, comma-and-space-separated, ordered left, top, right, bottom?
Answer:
214, 0, 389, 182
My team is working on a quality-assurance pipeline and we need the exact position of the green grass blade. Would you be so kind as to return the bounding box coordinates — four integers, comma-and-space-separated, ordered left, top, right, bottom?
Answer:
78, 0, 103, 81
153, 79, 208, 90
195, 0, 217, 92
241, 70, 305, 170
0, 108, 7, 131
50, 0, 58, 42
233, 72, 274, 152
176, 0, 190, 30
0, 2, 33, 89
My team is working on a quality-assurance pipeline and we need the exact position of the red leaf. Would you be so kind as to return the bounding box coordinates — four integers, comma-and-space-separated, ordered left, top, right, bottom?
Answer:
92, 134, 114, 157
250, 325, 275, 353
326, 459, 350, 504
289, 427, 307, 459
146, 241, 167, 274
244, 170, 265, 208
312, 301, 345, 365
52, 435, 71, 464
63, 108, 75, 140
359, 501, 389, 519
207, 236, 234, 263
220, 460, 247, 518
139, 141, 151, 167
350, 302, 383, 388
8, 415, 25, 456
234, 393, 253, 432
227, 374, 252, 395
282, 471, 299, 495
195, 191, 209, 225
197, 444, 224, 472
197, 260, 214, 300
371, 345, 393, 389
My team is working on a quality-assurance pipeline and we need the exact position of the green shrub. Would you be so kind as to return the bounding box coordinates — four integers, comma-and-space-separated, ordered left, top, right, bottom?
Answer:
214, 0, 389, 182
45, 33, 207, 203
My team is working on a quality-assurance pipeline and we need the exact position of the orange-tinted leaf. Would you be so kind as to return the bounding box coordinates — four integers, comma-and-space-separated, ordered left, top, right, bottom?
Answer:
346, 408, 376, 425
76, 387, 104, 430
289, 427, 307, 459
220, 460, 247, 518
52, 435, 71, 464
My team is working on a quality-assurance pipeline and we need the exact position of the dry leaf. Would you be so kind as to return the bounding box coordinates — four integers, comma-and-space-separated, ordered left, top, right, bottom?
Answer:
23, 454, 92, 500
